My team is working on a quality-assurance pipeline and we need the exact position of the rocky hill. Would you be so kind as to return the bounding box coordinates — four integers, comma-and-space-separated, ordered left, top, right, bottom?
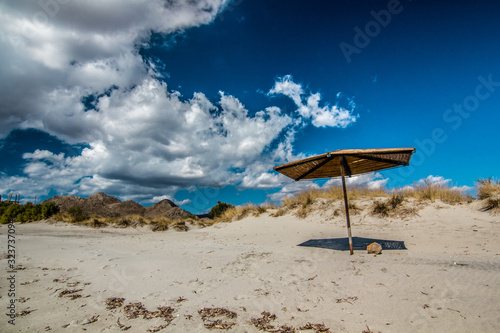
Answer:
42, 192, 193, 219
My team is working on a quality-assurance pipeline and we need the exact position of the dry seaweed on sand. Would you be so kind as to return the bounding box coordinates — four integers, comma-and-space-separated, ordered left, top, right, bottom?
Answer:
298, 322, 331, 332
123, 302, 149, 319
198, 307, 237, 319
16, 309, 35, 317
20, 279, 39, 285
66, 281, 80, 287
82, 315, 99, 325
198, 307, 237, 330
203, 319, 237, 330
58, 288, 83, 297
105, 297, 125, 310
250, 312, 276, 331
362, 325, 380, 333
276, 325, 295, 333
123, 302, 176, 322
250, 312, 297, 332
117, 318, 131, 331
335, 296, 358, 304
67, 293, 83, 300
145, 306, 176, 322
147, 324, 168, 332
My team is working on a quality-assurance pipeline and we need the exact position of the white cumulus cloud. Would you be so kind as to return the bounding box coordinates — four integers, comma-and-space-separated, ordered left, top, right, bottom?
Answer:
268, 75, 358, 128
322, 172, 388, 190
403, 175, 473, 193
0, 1, 360, 205
268, 181, 320, 202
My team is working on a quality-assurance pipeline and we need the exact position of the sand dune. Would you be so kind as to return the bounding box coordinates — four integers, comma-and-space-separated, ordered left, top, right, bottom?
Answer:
1, 200, 499, 332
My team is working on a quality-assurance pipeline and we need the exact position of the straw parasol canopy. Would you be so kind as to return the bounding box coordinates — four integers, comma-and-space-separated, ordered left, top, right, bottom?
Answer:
273, 147, 416, 255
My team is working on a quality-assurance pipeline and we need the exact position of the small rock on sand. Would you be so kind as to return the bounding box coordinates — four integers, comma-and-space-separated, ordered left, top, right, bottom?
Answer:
367, 242, 382, 254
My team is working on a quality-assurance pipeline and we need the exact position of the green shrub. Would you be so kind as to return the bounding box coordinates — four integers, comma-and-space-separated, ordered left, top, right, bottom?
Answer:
67, 206, 88, 222
209, 200, 235, 218
42, 202, 59, 218
0, 201, 60, 223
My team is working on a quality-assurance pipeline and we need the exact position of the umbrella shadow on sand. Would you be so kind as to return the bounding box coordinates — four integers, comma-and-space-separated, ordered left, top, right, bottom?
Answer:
298, 236, 407, 252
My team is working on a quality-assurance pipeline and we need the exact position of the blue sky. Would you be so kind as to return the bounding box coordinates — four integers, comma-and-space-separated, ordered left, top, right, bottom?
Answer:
1, 0, 499, 213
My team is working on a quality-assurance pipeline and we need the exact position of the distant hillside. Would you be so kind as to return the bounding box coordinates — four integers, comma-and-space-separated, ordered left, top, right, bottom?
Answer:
42, 192, 193, 219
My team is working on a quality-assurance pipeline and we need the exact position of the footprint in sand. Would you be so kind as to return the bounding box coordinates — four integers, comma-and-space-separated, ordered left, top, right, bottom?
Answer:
220, 252, 272, 278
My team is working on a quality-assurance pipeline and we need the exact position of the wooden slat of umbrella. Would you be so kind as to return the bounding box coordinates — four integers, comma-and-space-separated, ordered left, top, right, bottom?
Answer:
273, 147, 416, 255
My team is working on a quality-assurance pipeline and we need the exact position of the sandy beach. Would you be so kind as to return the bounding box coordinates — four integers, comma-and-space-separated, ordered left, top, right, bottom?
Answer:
1, 200, 499, 332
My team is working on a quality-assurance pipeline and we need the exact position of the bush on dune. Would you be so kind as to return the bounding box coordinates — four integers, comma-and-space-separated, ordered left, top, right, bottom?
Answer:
477, 177, 500, 212
0, 201, 59, 223
370, 192, 417, 218
148, 216, 192, 232
404, 179, 472, 204
278, 185, 388, 218
67, 206, 89, 222
209, 201, 235, 218
215, 202, 276, 222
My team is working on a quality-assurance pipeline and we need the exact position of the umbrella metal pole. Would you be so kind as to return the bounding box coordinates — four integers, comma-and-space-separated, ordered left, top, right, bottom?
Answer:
340, 160, 354, 255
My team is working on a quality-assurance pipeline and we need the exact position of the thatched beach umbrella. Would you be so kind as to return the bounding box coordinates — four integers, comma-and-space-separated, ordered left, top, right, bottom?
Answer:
273, 148, 416, 255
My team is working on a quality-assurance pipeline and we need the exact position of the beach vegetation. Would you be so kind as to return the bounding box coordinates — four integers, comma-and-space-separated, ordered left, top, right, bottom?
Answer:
215, 202, 276, 222
66, 206, 89, 222
209, 200, 235, 218
477, 177, 500, 212
0, 201, 59, 223
370, 192, 411, 217
270, 207, 288, 217
283, 185, 388, 208
277, 185, 388, 218
402, 179, 473, 204
88, 218, 107, 228
217, 204, 254, 222
371, 200, 390, 217
149, 216, 191, 232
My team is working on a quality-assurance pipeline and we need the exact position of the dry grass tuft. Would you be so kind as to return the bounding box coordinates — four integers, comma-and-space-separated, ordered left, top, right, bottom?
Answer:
51, 211, 74, 223
217, 203, 274, 222
276, 185, 387, 218
255, 203, 277, 216
477, 177, 500, 212
87, 218, 107, 228
270, 207, 289, 217
113, 215, 146, 228
370, 193, 409, 218
216, 206, 241, 222
51, 210, 208, 231
388, 192, 405, 208
403, 179, 472, 204
293, 190, 316, 218
477, 177, 500, 199
171, 220, 188, 232
149, 216, 188, 231
371, 201, 390, 217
